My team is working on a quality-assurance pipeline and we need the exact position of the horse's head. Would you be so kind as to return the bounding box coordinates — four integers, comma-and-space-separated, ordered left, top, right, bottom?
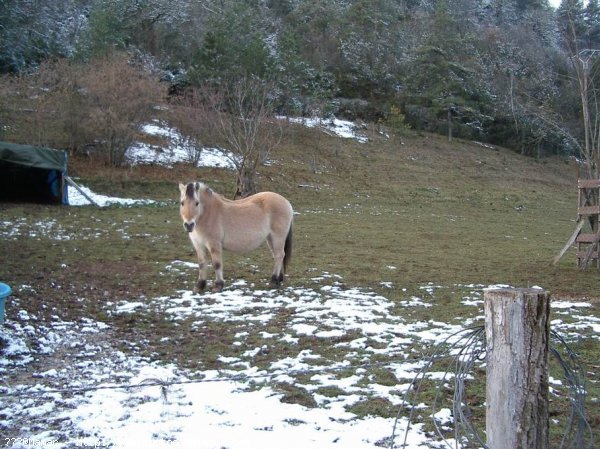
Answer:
178, 182, 211, 232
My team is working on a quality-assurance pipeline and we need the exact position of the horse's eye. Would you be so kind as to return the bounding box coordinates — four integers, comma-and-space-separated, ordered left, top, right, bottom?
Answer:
195, 201, 199, 206
180, 201, 184, 206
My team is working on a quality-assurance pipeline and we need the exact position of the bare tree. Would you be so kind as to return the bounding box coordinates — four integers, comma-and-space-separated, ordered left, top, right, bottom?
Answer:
207, 77, 282, 198
572, 49, 600, 178
559, 4, 600, 178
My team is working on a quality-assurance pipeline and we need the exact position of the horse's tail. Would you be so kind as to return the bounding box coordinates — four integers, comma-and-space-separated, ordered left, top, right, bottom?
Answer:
283, 222, 293, 273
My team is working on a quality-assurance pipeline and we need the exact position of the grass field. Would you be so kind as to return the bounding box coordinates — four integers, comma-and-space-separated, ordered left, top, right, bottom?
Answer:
1, 122, 598, 447
56, 123, 600, 298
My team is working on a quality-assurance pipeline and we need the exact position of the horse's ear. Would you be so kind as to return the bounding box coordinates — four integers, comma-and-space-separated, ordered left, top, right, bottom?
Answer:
178, 183, 186, 193
195, 182, 200, 191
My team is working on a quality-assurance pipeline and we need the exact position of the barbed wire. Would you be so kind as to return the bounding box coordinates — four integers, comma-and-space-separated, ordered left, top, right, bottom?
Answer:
390, 326, 487, 449
550, 330, 595, 449
389, 326, 595, 449
441, 326, 487, 448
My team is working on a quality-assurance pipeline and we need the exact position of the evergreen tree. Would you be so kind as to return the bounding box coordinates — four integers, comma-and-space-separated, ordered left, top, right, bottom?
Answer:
487, 0, 518, 26
516, 0, 549, 11
336, 0, 402, 99
80, 0, 188, 60
0, 0, 92, 73
273, 28, 336, 114
282, 0, 343, 77
585, 0, 600, 48
557, 0, 586, 53
187, 2, 273, 85
403, 0, 491, 139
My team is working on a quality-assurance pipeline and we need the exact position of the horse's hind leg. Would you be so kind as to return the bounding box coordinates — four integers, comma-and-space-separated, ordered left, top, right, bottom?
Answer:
209, 244, 225, 293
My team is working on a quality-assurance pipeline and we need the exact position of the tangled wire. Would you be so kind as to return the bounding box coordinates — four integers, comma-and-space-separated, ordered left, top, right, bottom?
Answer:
390, 326, 595, 449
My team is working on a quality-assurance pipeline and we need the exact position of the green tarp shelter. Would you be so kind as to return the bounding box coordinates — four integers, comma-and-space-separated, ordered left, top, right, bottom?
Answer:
0, 141, 69, 204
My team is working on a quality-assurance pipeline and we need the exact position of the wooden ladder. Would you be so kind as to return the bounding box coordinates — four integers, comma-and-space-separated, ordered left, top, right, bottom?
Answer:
576, 178, 600, 268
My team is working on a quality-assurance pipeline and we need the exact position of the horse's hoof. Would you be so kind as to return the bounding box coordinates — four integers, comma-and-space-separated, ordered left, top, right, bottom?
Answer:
194, 279, 207, 294
212, 280, 224, 293
269, 274, 283, 289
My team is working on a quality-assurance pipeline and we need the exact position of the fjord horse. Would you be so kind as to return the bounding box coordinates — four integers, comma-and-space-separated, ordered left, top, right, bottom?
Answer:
179, 182, 293, 292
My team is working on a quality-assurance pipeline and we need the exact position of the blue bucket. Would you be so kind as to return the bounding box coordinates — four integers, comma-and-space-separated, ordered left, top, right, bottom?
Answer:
0, 282, 11, 324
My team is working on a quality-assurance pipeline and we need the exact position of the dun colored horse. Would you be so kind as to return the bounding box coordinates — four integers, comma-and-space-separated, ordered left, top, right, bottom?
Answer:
179, 182, 293, 292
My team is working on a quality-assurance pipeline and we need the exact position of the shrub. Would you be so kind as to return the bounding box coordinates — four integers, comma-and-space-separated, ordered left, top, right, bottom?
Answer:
79, 52, 165, 166
385, 105, 411, 134
0, 52, 166, 166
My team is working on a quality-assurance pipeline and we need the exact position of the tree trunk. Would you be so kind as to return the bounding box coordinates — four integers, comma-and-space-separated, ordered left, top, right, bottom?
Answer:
447, 106, 452, 142
484, 288, 550, 449
234, 167, 256, 199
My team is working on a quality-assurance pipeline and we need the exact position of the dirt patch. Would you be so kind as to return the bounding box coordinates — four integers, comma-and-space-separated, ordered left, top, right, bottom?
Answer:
5, 259, 158, 322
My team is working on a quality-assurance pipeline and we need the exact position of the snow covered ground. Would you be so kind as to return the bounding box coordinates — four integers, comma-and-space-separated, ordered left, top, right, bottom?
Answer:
1, 118, 598, 448
277, 116, 370, 143
0, 280, 440, 449
126, 123, 237, 169
68, 184, 157, 207
1, 275, 597, 449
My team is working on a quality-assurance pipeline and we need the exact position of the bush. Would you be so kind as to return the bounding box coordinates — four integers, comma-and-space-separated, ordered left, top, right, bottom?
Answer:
385, 105, 411, 134
0, 52, 166, 166
79, 52, 165, 166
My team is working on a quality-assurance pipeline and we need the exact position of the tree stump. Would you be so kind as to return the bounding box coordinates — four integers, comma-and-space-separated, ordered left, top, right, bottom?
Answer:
484, 288, 550, 449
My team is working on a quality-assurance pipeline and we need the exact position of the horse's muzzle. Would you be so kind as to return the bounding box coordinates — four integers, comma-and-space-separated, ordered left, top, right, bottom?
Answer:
184, 222, 195, 233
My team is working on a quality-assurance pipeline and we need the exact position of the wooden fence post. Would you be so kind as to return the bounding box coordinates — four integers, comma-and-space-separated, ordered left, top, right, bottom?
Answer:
484, 288, 550, 449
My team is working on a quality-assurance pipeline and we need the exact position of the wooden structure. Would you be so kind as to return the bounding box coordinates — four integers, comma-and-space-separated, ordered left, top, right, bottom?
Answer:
554, 178, 600, 268
576, 178, 600, 268
484, 288, 550, 449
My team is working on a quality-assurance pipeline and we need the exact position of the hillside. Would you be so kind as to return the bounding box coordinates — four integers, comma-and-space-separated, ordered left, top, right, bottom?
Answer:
68, 121, 587, 297
2, 0, 597, 160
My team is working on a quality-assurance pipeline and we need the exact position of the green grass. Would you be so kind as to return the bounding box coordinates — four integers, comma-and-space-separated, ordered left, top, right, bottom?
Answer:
347, 397, 397, 419
1, 123, 598, 444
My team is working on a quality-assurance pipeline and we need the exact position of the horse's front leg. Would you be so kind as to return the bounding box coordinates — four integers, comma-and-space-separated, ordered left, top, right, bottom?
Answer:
267, 236, 285, 288
190, 238, 208, 293
209, 243, 225, 293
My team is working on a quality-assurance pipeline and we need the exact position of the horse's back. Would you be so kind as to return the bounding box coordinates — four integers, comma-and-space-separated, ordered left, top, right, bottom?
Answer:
218, 191, 292, 252
253, 191, 293, 219
228, 191, 292, 222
